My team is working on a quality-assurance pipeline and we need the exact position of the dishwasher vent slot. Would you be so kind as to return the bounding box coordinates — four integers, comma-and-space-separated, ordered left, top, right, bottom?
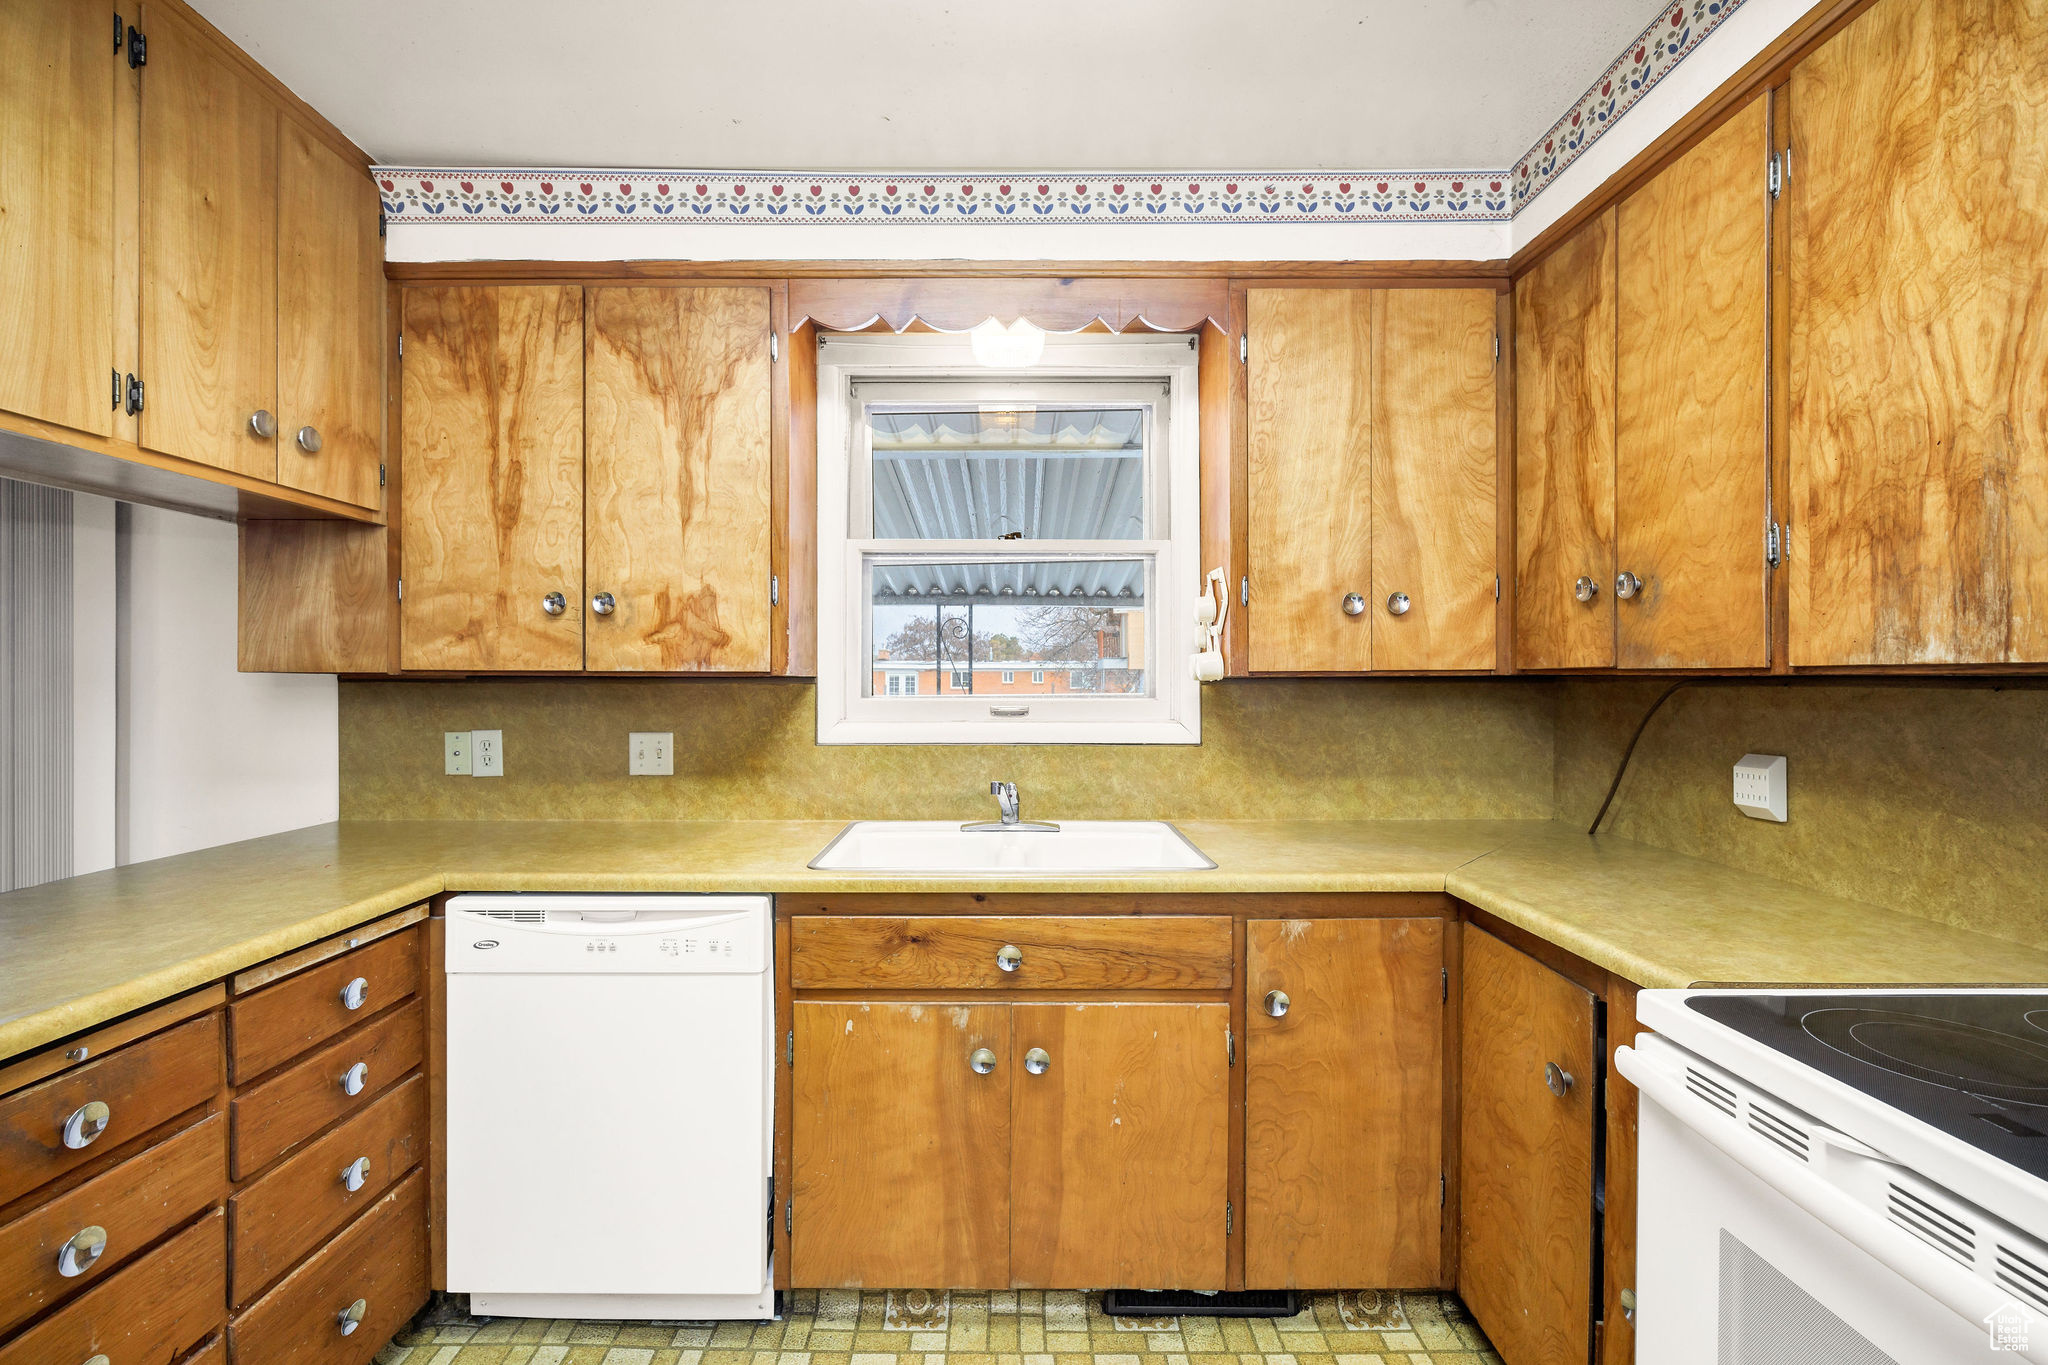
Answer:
1746, 1102, 1811, 1161
1885, 1183, 1975, 1266
1997, 1245, 2048, 1313
474, 906, 546, 923
1685, 1067, 1738, 1118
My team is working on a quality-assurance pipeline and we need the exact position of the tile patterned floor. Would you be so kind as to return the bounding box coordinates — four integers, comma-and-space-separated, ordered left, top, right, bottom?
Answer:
374, 1289, 1505, 1365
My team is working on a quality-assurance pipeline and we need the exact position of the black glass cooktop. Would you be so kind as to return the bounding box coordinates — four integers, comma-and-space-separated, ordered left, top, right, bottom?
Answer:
1688, 992, 2048, 1182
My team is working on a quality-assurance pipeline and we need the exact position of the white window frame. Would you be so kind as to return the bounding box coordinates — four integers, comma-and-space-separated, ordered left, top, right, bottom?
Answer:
1032, 669, 1045, 684
1001, 670, 1014, 684
817, 332, 1202, 745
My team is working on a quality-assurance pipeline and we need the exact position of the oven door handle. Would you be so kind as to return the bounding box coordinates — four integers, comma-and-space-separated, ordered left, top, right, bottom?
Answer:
1619, 1043, 2048, 1365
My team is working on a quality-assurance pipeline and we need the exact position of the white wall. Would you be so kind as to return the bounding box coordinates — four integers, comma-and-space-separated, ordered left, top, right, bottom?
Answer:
72, 494, 117, 876
117, 506, 337, 863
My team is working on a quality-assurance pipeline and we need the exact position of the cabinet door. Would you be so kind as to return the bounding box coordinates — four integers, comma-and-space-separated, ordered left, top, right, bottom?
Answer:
1515, 210, 1618, 669
1011, 1003, 1228, 1289
585, 287, 773, 671
139, 1, 278, 479
0, 0, 115, 436
790, 1002, 1010, 1289
1245, 918, 1443, 1289
1615, 94, 1770, 668
1247, 289, 1373, 672
1789, 0, 2048, 664
1459, 925, 1597, 1365
277, 119, 383, 510
399, 286, 584, 671
1371, 289, 1499, 671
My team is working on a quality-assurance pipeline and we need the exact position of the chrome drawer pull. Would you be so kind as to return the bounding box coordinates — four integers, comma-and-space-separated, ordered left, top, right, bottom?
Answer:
341, 1156, 371, 1192
62, 1100, 111, 1150
969, 1047, 996, 1075
995, 944, 1022, 972
339, 976, 369, 1011
1263, 989, 1290, 1018
57, 1225, 107, 1277
1546, 1061, 1575, 1097
1024, 1047, 1051, 1076
338, 1297, 368, 1335
341, 1061, 369, 1097
84, 1356, 111, 1365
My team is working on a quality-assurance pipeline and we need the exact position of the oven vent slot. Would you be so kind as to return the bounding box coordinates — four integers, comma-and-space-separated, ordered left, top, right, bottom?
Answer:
1886, 1183, 1975, 1266
1997, 1245, 2048, 1314
1745, 1102, 1810, 1161
1685, 1066, 1738, 1118
475, 906, 545, 923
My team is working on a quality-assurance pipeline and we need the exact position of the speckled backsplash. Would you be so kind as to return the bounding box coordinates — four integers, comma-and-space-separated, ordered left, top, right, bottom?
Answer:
1553, 680, 2048, 948
338, 677, 1556, 822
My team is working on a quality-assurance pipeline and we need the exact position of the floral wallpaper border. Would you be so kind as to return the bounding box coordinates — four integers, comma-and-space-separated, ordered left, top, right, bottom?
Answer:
373, 0, 1745, 228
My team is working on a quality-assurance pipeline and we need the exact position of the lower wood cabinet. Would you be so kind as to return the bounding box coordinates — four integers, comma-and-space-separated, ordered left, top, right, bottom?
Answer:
1244, 917, 1444, 1289
0, 1207, 225, 1365
1458, 924, 1599, 1365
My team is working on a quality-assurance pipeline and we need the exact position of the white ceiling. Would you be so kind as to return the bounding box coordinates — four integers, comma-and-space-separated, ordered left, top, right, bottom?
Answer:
191, 0, 1670, 171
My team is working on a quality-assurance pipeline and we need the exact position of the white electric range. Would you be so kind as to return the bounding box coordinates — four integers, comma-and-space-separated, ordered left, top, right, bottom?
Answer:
1619, 989, 2048, 1364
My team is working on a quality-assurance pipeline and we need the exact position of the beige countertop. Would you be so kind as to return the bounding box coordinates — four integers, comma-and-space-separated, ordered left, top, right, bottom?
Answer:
5, 817, 2046, 1061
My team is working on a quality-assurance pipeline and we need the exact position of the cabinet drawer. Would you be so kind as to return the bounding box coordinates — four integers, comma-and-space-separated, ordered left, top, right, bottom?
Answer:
230, 1074, 426, 1306
231, 1003, 423, 1180
790, 916, 1234, 990
0, 1207, 224, 1365
0, 1114, 225, 1337
230, 927, 423, 1082
229, 1169, 428, 1365
0, 1013, 222, 1207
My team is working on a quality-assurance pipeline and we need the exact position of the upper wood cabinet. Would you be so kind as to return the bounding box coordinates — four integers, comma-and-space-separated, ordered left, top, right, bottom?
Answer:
1247, 287, 1499, 673
1515, 209, 1618, 669
139, 1, 279, 481
400, 286, 585, 672
0, 0, 116, 438
585, 287, 774, 671
1245, 917, 1443, 1289
1458, 925, 1599, 1365
276, 121, 384, 510
1614, 93, 1771, 669
1788, 0, 2048, 665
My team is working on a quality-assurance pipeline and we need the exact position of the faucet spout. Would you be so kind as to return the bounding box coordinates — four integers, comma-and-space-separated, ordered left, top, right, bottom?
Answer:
991, 780, 1020, 825
962, 780, 1059, 833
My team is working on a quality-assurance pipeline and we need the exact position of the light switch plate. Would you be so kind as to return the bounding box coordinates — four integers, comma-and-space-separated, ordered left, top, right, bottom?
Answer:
629, 732, 674, 776
443, 731, 472, 776
1733, 753, 1787, 822
473, 730, 504, 779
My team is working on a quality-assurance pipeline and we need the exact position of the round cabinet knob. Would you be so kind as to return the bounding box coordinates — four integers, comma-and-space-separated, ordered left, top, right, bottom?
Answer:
1620, 1288, 1637, 1323
1263, 989, 1290, 1019
591, 591, 616, 616
84, 1356, 111, 1365
541, 591, 568, 616
1023, 1047, 1051, 1076
995, 944, 1023, 973
968, 1047, 997, 1075
1341, 592, 1366, 617
337, 1298, 368, 1336
1385, 591, 1411, 617
339, 976, 369, 1011
341, 1156, 371, 1192
248, 409, 277, 440
57, 1225, 108, 1278
62, 1100, 111, 1150
340, 1061, 369, 1097
1545, 1061, 1575, 1097
295, 425, 323, 454
65, 1046, 89, 1062
1614, 571, 1643, 601
1574, 575, 1599, 603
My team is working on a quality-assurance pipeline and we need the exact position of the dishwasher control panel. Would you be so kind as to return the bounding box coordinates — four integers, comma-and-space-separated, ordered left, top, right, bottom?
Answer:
444, 894, 769, 974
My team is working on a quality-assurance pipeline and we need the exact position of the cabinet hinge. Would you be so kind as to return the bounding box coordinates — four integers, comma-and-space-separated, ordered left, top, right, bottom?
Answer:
785, 1201, 793, 1235
1440, 1173, 1446, 1207
1493, 574, 1501, 602
125, 375, 144, 416
785, 1029, 794, 1065
1442, 968, 1448, 1003
1225, 1201, 1233, 1235
1767, 152, 1783, 199
378, 206, 387, 239
111, 369, 121, 412
114, 13, 123, 51
1239, 575, 1249, 608
126, 24, 145, 67
1226, 1027, 1235, 1067
769, 333, 779, 363
378, 463, 387, 489
1493, 331, 1500, 363
1765, 520, 1782, 568
770, 574, 781, 607
1239, 333, 1248, 366
396, 577, 404, 602
396, 334, 404, 359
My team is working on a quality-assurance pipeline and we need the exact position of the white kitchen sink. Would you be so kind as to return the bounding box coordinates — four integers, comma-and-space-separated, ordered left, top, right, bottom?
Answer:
808, 820, 1215, 873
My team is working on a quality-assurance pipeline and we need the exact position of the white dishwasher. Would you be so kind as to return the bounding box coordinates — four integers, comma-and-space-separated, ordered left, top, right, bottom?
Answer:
445, 893, 773, 1320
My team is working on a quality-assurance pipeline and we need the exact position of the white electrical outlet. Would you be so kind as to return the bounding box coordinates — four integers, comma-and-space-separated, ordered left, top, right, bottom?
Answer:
443, 731, 472, 776
473, 730, 504, 779
629, 732, 674, 776
1733, 753, 1787, 822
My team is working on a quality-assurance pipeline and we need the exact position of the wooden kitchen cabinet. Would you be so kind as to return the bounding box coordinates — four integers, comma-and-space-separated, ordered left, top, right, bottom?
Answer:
789, 1001, 1012, 1288
139, 1, 280, 480
1614, 92, 1771, 669
400, 285, 586, 671
1458, 924, 1599, 1365
1010, 1003, 1229, 1289
584, 286, 774, 671
1515, 209, 1618, 669
1788, 0, 2048, 665
1244, 917, 1443, 1288
0, 0, 117, 439
1247, 288, 1498, 673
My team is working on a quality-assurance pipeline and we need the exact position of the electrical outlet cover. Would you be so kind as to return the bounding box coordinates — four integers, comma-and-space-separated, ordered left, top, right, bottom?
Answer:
1733, 753, 1787, 822
444, 731, 472, 776
473, 729, 504, 779
629, 732, 674, 776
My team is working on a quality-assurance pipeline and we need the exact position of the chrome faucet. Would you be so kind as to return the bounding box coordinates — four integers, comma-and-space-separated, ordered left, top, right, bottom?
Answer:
962, 780, 1060, 833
